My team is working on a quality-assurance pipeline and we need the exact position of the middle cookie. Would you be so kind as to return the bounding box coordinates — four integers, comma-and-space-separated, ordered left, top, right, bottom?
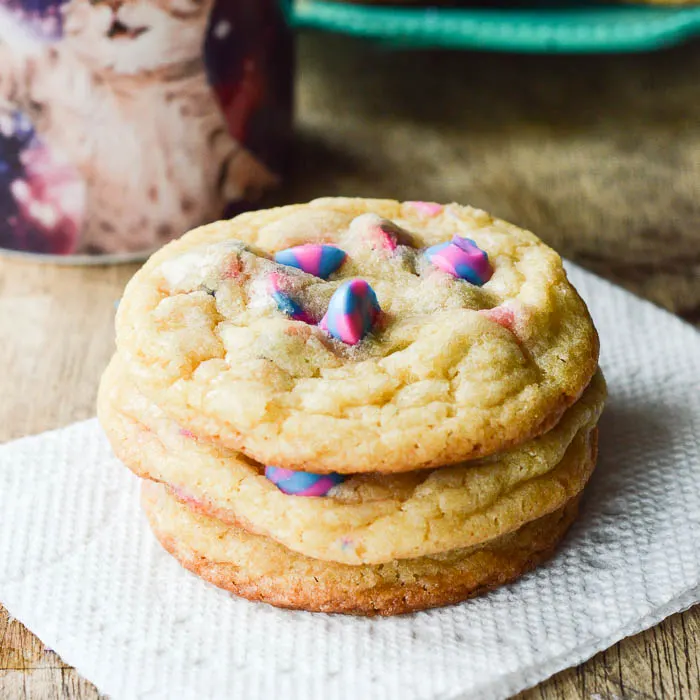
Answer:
99, 355, 605, 566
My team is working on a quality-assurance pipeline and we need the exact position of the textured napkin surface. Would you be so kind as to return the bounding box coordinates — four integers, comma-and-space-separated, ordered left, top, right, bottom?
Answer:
1, 265, 699, 700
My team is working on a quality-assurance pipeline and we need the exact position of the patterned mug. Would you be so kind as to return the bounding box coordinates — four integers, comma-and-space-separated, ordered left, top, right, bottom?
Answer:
0, 0, 293, 260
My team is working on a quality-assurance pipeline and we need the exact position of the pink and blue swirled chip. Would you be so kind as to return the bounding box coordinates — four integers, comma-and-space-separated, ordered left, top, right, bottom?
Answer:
319, 278, 380, 345
274, 244, 347, 279
265, 466, 344, 497
424, 236, 492, 286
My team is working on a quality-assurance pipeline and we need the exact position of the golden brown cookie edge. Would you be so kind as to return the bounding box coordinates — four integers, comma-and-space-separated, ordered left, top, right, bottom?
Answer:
142, 483, 584, 617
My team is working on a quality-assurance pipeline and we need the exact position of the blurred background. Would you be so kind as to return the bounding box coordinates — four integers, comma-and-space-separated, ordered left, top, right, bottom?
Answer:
282, 33, 700, 321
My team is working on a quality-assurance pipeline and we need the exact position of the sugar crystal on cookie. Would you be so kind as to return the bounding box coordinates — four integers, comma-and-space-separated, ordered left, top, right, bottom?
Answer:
265, 466, 344, 497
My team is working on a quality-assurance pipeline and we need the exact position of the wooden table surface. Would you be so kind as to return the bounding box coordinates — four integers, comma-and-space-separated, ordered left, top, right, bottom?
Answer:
1, 33, 699, 700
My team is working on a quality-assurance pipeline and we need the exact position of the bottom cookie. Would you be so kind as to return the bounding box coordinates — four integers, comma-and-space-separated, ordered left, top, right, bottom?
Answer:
143, 481, 584, 616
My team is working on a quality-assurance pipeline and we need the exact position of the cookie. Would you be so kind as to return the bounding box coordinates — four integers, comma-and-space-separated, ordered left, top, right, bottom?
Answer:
115, 198, 599, 473
99, 354, 603, 564
143, 480, 584, 616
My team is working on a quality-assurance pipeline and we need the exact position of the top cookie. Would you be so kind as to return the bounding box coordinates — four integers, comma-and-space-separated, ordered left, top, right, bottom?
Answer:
115, 197, 599, 473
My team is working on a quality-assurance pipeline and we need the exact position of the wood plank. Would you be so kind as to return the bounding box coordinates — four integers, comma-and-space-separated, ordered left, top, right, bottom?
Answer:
518, 607, 700, 699
0, 260, 127, 700
0, 262, 136, 441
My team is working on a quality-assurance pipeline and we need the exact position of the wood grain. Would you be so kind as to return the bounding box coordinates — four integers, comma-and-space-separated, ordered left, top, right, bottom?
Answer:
0, 263, 129, 700
1, 31, 699, 700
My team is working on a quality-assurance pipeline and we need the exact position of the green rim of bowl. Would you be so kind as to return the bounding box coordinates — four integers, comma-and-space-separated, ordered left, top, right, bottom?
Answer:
285, 0, 700, 53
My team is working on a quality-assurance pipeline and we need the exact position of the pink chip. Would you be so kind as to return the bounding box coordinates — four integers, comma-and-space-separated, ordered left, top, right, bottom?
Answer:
374, 223, 398, 252
405, 201, 444, 216
480, 305, 516, 333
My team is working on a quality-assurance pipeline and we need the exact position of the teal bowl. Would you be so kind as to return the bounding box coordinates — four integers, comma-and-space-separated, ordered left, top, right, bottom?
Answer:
285, 0, 700, 52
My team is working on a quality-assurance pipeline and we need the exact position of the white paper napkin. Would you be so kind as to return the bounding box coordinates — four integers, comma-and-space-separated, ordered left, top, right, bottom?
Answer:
1, 264, 700, 700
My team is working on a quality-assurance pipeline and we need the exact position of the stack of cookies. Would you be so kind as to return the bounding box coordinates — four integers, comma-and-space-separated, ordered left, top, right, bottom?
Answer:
98, 197, 605, 616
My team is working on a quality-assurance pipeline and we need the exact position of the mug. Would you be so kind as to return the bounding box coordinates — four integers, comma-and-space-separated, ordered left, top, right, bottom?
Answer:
0, 0, 293, 260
